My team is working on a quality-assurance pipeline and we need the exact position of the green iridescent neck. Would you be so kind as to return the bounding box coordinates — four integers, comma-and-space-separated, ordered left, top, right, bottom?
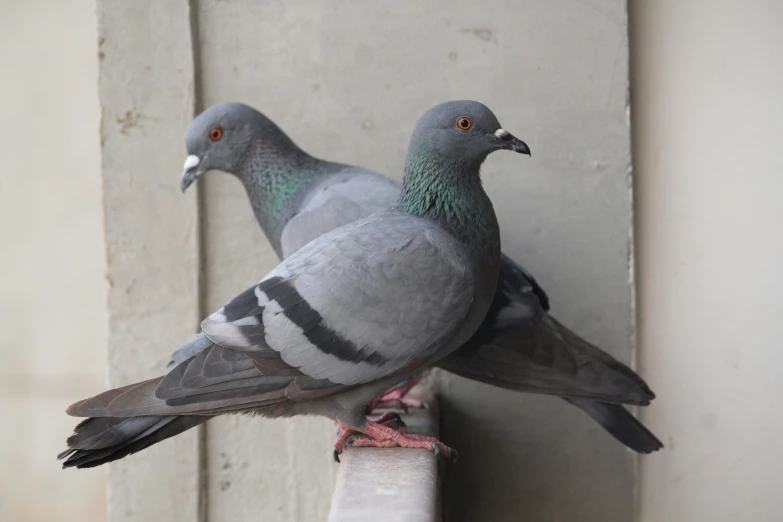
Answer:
237, 144, 332, 257
395, 147, 499, 249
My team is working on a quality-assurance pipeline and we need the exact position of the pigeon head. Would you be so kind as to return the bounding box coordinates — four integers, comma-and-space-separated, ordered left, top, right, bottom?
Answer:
180, 102, 299, 192
397, 100, 529, 244
408, 100, 530, 168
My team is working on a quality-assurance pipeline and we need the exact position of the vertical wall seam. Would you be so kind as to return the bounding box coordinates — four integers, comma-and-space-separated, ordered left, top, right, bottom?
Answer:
187, 1, 208, 521
626, 1, 641, 520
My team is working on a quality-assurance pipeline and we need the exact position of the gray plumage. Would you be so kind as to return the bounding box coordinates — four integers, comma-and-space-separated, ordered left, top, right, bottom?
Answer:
60, 101, 528, 468
175, 101, 662, 453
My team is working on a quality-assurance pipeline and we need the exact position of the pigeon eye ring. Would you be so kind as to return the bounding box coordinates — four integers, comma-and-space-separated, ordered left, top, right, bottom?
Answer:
209, 127, 223, 141
456, 117, 472, 130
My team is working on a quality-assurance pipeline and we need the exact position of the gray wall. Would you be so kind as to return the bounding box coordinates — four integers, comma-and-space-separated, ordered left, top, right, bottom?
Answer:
98, 1, 634, 520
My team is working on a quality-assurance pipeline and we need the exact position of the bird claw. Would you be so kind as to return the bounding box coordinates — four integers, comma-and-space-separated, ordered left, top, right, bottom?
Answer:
335, 412, 411, 461
334, 434, 361, 462
345, 420, 455, 458
446, 446, 459, 463
334, 415, 454, 462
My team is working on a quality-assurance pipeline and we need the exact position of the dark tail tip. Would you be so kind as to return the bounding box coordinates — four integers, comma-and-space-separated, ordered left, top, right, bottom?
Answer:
59, 415, 207, 469
566, 398, 663, 454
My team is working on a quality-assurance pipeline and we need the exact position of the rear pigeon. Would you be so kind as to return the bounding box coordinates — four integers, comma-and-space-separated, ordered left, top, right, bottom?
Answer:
59, 100, 530, 468
178, 102, 663, 454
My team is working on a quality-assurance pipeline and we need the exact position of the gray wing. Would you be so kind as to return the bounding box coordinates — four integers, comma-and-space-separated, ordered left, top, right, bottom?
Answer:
280, 169, 400, 257
440, 314, 655, 405
439, 257, 654, 406
65, 335, 339, 420
204, 211, 475, 385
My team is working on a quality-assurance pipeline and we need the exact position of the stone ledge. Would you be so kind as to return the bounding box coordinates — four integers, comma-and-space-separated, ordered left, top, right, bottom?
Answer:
328, 396, 443, 522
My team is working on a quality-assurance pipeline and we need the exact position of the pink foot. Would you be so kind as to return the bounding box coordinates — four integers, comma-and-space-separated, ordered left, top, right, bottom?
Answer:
335, 420, 456, 461
366, 371, 431, 413
333, 413, 406, 462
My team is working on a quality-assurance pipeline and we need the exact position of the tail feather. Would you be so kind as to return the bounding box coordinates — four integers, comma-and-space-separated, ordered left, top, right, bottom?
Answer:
59, 415, 208, 469
66, 415, 167, 450
565, 398, 663, 454
553, 317, 655, 400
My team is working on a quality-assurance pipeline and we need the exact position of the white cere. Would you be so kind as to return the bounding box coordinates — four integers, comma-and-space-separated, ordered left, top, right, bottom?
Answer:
183, 155, 200, 170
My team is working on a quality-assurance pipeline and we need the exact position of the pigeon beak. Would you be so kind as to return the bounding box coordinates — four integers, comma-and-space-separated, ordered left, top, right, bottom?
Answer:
180, 155, 202, 193
494, 129, 531, 156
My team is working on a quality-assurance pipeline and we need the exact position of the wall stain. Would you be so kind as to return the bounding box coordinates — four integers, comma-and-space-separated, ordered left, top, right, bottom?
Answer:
460, 27, 496, 43
116, 110, 145, 135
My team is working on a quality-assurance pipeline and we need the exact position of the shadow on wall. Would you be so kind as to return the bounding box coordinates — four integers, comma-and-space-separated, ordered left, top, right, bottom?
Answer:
439, 378, 635, 520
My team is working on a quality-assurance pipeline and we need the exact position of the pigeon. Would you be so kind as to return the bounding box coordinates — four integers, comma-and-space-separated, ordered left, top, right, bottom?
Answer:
178, 102, 663, 454
59, 100, 531, 468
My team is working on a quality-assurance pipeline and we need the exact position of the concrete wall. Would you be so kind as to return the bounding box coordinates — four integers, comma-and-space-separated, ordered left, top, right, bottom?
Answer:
97, 1, 636, 521
631, 2, 783, 521
201, 1, 635, 520
8, 1, 782, 521
0, 1, 106, 522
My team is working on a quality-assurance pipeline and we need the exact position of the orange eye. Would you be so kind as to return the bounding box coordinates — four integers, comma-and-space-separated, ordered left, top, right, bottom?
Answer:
456, 117, 472, 131
209, 127, 223, 141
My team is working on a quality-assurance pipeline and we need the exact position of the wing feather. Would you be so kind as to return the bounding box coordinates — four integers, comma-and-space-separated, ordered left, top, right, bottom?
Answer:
204, 212, 475, 386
